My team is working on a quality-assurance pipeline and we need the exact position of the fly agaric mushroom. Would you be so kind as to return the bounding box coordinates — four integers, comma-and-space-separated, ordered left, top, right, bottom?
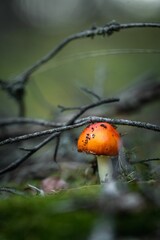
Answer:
77, 122, 121, 183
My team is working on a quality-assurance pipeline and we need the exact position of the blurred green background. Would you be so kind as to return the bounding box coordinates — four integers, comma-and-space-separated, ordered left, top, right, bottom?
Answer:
0, 0, 160, 119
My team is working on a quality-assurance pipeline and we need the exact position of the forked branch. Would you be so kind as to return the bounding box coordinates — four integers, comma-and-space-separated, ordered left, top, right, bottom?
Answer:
0, 21, 160, 116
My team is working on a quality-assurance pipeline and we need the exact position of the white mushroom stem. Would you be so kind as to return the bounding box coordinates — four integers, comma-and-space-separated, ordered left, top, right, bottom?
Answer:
96, 155, 113, 183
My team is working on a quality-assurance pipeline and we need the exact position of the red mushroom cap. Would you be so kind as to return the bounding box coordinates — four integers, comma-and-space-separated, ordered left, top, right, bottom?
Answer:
77, 122, 120, 156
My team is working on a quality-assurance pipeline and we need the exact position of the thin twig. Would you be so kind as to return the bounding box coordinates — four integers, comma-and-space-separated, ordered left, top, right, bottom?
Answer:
130, 158, 160, 164
115, 74, 160, 114
0, 118, 62, 127
67, 98, 119, 124
0, 187, 25, 196
58, 98, 118, 114
0, 132, 60, 175
49, 48, 160, 69
53, 135, 61, 162
81, 87, 101, 101
16, 22, 160, 82
58, 105, 81, 112
27, 184, 45, 196
1, 74, 159, 127
0, 117, 159, 147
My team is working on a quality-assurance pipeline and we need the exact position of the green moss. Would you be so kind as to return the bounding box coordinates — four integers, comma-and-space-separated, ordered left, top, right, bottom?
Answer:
0, 184, 159, 239
0, 205, 95, 240
0, 186, 100, 240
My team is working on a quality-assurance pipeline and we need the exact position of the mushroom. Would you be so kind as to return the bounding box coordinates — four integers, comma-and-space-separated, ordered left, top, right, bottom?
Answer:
77, 122, 121, 183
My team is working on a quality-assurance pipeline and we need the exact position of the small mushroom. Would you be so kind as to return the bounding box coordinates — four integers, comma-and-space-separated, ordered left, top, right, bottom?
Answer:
77, 122, 121, 183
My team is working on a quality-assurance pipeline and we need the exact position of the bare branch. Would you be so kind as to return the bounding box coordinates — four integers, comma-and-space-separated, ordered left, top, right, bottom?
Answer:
0, 187, 25, 196
51, 48, 160, 69
67, 98, 120, 124
115, 74, 160, 114
18, 22, 160, 82
58, 105, 81, 112
80, 87, 101, 101
0, 132, 60, 175
0, 117, 159, 147
130, 158, 160, 164
1, 74, 159, 128
0, 121, 85, 146
53, 135, 61, 162
0, 118, 62, 128
58, 97, 119, 114
77, 116, 160, 132
1, 21, 160, 115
